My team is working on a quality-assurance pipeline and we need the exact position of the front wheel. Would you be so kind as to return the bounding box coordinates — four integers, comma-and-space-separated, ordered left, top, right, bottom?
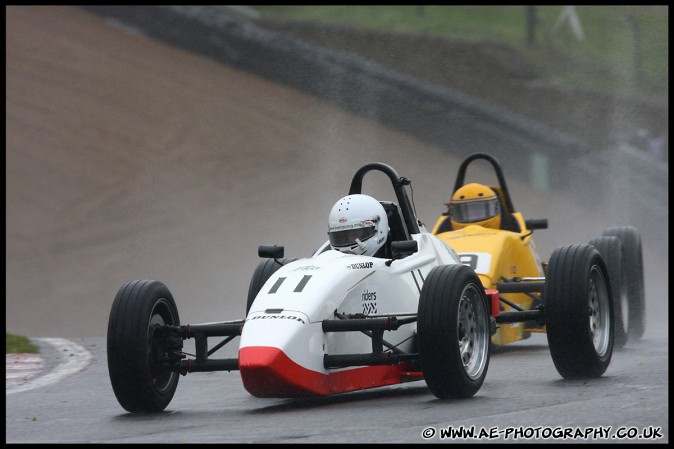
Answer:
418, 264, 491, 399
107, 280, 181, 412
545, 244, 613, 378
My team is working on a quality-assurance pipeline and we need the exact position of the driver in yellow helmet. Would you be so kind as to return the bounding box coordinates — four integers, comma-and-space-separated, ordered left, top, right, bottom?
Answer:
448, 183, 502, 230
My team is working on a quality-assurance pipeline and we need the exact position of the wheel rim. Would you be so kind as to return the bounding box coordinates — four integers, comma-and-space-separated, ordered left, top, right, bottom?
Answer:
588, 266, 611, 357
147, 298, 178, 394
457, 284, 489, 380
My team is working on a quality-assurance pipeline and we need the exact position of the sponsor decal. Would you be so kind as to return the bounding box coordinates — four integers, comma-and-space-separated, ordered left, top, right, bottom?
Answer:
346, 261, 374, 270
292, 265, 321, 271
329, 222, 364, 232
249, 314, 306, 324
339, 217, 347, 223
362, 289, 377, 314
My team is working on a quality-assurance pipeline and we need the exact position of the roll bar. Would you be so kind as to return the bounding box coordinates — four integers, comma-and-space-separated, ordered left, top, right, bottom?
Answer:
452, 153, 515, 213
348, 162, 420, 235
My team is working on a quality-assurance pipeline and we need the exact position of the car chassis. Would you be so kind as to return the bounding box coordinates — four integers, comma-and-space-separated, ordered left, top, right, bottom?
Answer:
107, 161, 615, 413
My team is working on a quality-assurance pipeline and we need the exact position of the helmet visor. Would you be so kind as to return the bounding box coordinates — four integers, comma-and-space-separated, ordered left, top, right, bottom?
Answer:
450, 198, 500, 223
328, 224, 377, 248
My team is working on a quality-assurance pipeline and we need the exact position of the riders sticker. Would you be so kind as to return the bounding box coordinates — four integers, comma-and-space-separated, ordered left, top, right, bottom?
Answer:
362, 289, 377, 314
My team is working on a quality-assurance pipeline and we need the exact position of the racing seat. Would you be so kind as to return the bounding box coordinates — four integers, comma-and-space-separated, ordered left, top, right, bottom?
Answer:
377, 201, 410, 258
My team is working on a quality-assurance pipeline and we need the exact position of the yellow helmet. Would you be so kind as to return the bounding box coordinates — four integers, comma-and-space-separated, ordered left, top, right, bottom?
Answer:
448, 183, 501, 230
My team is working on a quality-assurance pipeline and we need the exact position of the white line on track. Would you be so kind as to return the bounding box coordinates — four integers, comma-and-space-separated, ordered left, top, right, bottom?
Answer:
6, 338, 93, 395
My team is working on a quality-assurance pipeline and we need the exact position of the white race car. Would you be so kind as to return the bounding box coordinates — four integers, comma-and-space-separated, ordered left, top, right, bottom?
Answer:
107, 162, 494, 412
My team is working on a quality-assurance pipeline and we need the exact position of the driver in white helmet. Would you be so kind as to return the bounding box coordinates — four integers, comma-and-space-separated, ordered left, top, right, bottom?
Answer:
327, 194, 389, 257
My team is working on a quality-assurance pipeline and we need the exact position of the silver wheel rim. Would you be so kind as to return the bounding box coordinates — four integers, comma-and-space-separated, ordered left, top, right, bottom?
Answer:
588, 266, 611, 356
457, 284, 489, 380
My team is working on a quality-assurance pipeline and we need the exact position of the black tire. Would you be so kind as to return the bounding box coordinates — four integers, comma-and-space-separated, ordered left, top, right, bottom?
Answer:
589, 236, 628, 349
107, 280, 180, 413
545, 244, 613, 378
246, 258, 297, 315
602, 226, 645, 340
418, 264, 490, 399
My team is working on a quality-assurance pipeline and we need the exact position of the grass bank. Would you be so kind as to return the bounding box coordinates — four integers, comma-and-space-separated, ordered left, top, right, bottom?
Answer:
250, 5, 667, 103
6, 333, 39, 354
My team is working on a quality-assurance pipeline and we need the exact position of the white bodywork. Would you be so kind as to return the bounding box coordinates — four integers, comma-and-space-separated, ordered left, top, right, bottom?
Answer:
239, 232, 461, 376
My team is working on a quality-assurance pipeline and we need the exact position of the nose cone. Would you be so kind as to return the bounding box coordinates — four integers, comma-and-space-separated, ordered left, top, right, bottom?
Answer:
238, 346, 328, 397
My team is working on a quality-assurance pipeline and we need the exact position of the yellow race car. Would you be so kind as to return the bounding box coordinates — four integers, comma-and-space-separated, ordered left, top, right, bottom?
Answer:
431, 153, 644, 359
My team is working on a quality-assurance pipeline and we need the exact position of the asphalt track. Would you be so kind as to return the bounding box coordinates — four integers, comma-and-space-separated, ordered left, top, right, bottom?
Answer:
6, 6, 669, 444
5, 335, 668, 443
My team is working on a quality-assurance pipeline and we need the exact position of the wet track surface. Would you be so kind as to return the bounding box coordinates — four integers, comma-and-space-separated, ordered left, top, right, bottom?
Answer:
5, 334, 668, 443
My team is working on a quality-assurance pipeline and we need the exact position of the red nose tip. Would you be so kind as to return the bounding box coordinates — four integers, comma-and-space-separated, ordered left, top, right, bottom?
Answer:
238, 346, 328, 397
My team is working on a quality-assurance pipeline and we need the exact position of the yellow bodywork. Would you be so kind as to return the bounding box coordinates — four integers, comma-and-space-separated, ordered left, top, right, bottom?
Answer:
432, 212, 546, 346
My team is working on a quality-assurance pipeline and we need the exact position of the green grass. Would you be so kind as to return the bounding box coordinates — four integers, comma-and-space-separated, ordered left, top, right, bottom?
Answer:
250, 5, 668, 102
6, 333, 39, 354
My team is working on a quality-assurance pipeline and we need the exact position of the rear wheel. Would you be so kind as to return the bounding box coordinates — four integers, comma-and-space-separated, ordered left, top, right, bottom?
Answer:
602, 226, 645, 340
418, 264, 490, 399
589, 236, 627, 349
107, 280, 181, 412
545, 244, 613, 378
246, 257, 297, 315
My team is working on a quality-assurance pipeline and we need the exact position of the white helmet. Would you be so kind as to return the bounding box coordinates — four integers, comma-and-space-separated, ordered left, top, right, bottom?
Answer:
328, 194, 389, 257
